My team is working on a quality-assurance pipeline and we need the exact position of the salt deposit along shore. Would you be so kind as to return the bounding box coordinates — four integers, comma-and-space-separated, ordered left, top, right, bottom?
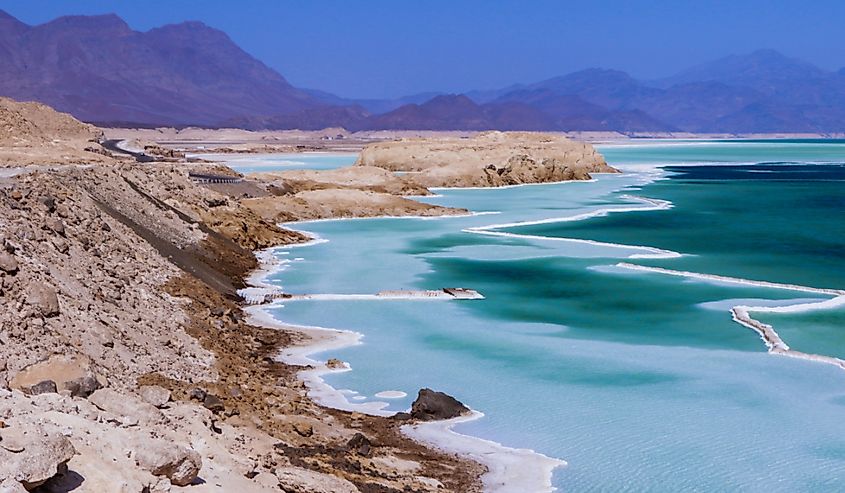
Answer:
241, 230, 570, 493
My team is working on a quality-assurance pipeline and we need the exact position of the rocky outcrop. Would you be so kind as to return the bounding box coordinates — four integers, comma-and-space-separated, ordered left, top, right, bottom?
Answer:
251, 166, 431, 196
243, 188, 466, 221
410, 389, 471, 421
356, 131, 618, 188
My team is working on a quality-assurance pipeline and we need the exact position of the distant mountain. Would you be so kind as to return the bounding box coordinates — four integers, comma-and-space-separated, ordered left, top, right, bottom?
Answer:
2, 9, 845, 133
0, 10, 324, 126
654, 49, 827, 93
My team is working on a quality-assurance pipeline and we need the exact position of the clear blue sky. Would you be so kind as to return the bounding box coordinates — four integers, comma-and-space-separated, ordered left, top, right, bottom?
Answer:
4, 0, 844, 99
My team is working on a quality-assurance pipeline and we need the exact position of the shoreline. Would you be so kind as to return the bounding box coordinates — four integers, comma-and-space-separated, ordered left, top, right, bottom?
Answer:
241, 211, 571, 492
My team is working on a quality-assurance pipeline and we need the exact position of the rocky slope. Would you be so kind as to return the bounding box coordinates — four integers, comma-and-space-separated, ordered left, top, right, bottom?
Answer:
0, 161, 482, 492
356, 131, 617, 188
0, 97, 114, 166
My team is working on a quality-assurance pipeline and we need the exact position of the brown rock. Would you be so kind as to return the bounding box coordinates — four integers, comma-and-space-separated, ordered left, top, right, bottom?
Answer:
326, 358, 345, 369
10, 355, 92, 395
44, 218, 65, 236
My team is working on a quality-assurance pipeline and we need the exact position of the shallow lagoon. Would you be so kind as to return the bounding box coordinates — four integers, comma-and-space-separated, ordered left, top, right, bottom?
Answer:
263, 142, 845, 491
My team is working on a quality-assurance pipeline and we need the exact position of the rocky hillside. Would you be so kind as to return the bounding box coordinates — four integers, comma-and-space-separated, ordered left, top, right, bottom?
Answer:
356, 131, 617, 188
0, 97, 113, 166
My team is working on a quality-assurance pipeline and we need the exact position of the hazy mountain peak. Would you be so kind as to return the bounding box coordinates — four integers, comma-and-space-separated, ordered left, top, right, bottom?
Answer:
658, 49, 827, 92
43, 13, 131, 34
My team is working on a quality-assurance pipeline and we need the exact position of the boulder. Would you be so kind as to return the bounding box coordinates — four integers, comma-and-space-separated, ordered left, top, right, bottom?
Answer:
134, 439, 201, 487
274, 466, 359, 493
0, 252, 18, 274
139, 385, 171, 408
0, 427, 76, 490
410, 388, 470, 421
88, 388, 162, 426
26, 282, 60, 317
9, 355, 96, 397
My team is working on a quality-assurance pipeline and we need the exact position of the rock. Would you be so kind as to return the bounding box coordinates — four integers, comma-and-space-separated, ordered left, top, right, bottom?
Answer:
64, 374, 101, 398
135, 439, 201, 487
0, 252, 18, 274
10, 355, 93, 396
26, 282, 60, 317
202, 394, 225, 414
139, 385, 171, 408
347, 433, 371, 457
88, 388, 162, 426
45, 218, 65, 236
326, 358, 345, 369
0, 427, 76, 490
410, 388, 470, 421
291, 420, 313, 437
274, 466, 359, 493
27, 379, 58, 395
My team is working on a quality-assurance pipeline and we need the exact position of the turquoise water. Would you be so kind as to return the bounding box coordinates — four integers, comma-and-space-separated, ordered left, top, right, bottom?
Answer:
263, 142, 845, 491
204, 152, 355, 174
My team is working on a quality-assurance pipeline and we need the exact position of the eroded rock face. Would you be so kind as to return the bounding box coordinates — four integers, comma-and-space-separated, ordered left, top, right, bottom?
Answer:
410, 388, 470, 421
356, 131, 618, 188
134, 439, 202, 487
0, 427, 76, 490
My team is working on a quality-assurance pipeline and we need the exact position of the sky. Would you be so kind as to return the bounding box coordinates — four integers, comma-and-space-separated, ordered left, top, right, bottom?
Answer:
3, 0, 845, 99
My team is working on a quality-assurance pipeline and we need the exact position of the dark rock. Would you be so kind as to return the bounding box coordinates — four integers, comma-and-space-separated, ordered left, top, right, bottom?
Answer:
202, 394, 225, 413
410, 388, 470, 421
64, 375, 101, 398
40, 196, 56, 213
188, 388, 207, 401
204, 197, 227, 207
28, 380, 58, 395
392, 412, 412, 421
347, 433, 371, 457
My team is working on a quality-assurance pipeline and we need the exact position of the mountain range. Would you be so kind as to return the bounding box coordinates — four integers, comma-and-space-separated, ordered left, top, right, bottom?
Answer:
3, 9, 845, 133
